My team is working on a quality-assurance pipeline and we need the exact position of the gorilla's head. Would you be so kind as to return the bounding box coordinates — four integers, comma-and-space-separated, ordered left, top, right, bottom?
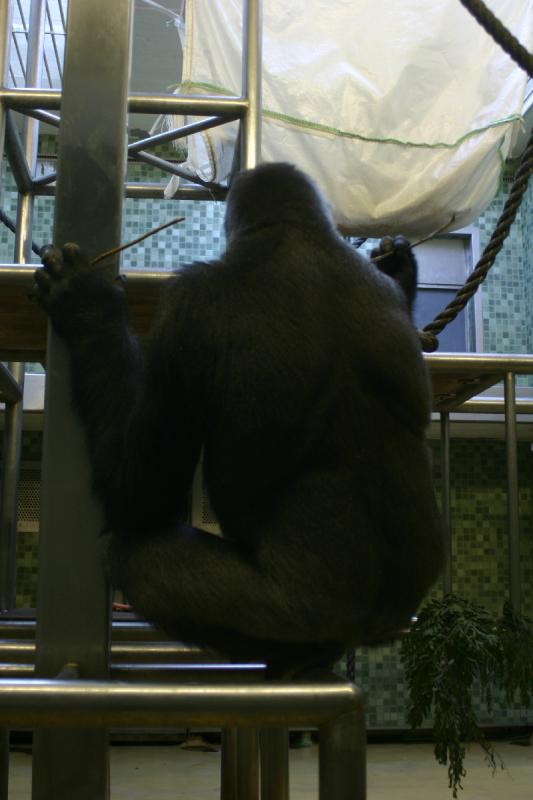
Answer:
224, 162, 336, 242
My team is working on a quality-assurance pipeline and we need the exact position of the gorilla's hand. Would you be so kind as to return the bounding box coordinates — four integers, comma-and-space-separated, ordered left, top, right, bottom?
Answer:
371, 235, 417, 312
34, 243, 125, 339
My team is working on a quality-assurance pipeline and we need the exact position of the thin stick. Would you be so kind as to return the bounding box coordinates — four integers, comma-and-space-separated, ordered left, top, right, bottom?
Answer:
371, 214, 456, 263
90, 215, 185, 266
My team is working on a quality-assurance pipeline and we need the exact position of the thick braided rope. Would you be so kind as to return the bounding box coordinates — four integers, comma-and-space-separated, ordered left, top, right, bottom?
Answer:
346, 648, 356, 682
458, 0, 533, 76
418, 128, 533, 353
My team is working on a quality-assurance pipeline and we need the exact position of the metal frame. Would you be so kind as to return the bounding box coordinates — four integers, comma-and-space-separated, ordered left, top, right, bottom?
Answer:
0, 676, 366, 800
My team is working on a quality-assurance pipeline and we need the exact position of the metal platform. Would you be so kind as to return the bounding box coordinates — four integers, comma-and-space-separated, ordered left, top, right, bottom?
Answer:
2, 262, 533, 411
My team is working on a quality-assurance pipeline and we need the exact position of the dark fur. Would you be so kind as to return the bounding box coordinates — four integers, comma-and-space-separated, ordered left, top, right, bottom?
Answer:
35, 162, 443, 674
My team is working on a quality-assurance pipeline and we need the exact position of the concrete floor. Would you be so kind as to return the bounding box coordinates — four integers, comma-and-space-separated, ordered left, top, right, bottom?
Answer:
9, 740, 533, 799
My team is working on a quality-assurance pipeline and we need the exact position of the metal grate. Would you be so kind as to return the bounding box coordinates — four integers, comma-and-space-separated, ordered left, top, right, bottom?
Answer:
17, 466, 41, 533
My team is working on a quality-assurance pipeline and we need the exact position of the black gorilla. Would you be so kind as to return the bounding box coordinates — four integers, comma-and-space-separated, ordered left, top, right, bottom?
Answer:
35, 162, 443, 674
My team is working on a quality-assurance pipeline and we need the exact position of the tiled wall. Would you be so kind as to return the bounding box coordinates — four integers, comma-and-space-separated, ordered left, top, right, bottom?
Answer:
1, 139, 532, 730
480, 165, 531, 355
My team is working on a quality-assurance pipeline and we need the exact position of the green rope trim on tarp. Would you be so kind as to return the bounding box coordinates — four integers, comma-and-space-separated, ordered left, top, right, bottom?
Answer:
179, 81, 521, 151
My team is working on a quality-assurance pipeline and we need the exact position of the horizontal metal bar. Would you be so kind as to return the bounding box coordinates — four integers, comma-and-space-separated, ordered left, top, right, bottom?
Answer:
0, 362, 23, 404
0, 88, 60, 108
0, 640, 228, 664
1, 89, 248, 116
31, 181, 228, 200
0, 617, 171, 641
128, 115, 237, 152
126, 183, 227, 200
457, 398, 533, 414
0, 678, 361, 728
426, 352, 533, 374
0, 664, 265, 683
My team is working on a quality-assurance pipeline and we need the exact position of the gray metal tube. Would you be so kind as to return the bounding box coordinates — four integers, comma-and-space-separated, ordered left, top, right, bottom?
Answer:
18, 106, 60, 126
0, 639, 239, 664
1, 88, 249, 116
33, 181, 228, 200
0, 728, 8, 800
221, 728, 238, 800
0, 361, 22, 403
130, 147, 220, 186
4, 110, 33, 192
0, 0, 14, 177
439, 412, 452, 594
319, 707, 366, 800
128, 115, 238, 152
504, 371, 521, 612
32, 1, 134, 798
241, 0, 262, 168
15, 0, 46, 265
0, 362, 24, 612
426, 353, 533, 375
260, 728, 289, 800
236, 728, 259, 800
0, 678, 361, 728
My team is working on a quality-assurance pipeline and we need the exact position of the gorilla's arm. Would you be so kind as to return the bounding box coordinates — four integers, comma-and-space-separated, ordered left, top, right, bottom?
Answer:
371, 235, 418, 312
35, 244, 203, 534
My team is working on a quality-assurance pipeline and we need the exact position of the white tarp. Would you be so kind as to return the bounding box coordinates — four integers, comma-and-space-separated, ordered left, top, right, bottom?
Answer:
164, 0, 532, 237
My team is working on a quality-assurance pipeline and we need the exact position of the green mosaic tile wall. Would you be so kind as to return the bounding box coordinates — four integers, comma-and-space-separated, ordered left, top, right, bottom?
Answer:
480, 163, 530, 355
0, 144, 226, 268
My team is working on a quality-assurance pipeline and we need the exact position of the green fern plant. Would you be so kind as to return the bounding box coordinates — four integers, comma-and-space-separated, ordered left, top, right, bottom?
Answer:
401, 594, 532, 797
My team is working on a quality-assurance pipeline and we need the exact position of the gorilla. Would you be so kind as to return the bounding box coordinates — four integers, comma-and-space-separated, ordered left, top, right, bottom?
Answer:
35, 162, 443, 675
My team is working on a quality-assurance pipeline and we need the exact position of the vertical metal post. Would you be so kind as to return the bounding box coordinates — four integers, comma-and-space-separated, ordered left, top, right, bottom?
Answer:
0, 0, 14, 172
319, 706, 366, 800
260, 728, 289, 800
0, 0, 44, 610
0, 7, 17, 795
0, 728, 8, 800
0, 362, 25, 611
440, 411, 452, 594
504, 371, 521, 612
32, 1, 133, 799
14, 0, 45, 263
241, 0, 262, 169
236, 728, 259, 800
221, 728, 238, 800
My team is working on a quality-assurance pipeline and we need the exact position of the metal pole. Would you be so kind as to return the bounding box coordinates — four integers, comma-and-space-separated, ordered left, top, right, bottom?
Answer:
1, 88, 248, 115
0, 677, 362, 727
221, 727, 238, 800
0, 0, 14, 174
236, 728, 259, 800
14, 0, 45, 264
32, 1, 133, 798
0, 361, 24, 611
0, 728, 8, 800
260, 728, 289, 800
440, 411, 452, 594
241, 0, 262, 169
319, 707, 366, 800
504, 371, 521, 612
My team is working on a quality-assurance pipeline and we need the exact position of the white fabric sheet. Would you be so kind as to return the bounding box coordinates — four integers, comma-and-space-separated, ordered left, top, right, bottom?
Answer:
164, 0, 532, 237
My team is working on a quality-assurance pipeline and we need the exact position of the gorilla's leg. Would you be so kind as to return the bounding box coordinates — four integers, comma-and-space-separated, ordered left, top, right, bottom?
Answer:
107, 524, 347, 671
